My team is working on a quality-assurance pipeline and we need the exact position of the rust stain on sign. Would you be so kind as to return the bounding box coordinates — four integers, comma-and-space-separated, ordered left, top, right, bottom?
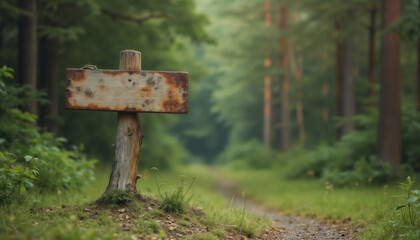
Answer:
67, 69, 86, 83
65, 69, 188, 113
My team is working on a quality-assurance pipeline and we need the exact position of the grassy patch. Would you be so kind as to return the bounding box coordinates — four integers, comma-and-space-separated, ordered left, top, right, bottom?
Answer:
0, 164, 270, 239
220, 167, 399, 224
219, 166, 420, 239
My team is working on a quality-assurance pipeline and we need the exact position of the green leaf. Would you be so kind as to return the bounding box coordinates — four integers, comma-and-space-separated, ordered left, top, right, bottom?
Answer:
405, 196, 418, 205
0, 152, 6, 160
55, 137, 67, 143
24, 181, 34, 190
411, 190, 420, 195
24, 155, 33, 162
3, 71, 13, 78
30, 169, 39, 176
396, 205, 406, 210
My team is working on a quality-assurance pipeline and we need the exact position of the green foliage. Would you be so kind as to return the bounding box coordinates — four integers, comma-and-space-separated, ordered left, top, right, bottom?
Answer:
284, 132, 393, 187
360, 176, 420, 240
0, 67, 96, 195
402, 110, 420, 172
283, 107, 420, 187
217, 139, 275, 169
102, 189, 133, 205
396, 176, 420, 227
0, 153, 43, 205
392, 0, 420, 44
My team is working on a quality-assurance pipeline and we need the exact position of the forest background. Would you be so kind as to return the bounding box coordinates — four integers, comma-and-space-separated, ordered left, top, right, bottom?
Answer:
0, 0, 420, 222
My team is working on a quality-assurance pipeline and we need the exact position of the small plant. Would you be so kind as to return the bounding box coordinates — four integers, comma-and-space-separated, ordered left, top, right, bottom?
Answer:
0, 66, 96, 193
396, 176, 420, 226
151, 167, 196, 214
0, 152, 43, 205
103, 189, 133, 205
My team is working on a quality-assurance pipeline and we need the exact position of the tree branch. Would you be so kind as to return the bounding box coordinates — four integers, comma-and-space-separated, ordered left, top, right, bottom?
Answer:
100, 8, 167, 25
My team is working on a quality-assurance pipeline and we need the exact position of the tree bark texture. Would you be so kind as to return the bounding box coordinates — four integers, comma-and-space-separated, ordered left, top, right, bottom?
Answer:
377, 0, 401, 170
18, 0, 37, 115
40, 37, 59, 136
334, 19, 344, 139
105, 50, 143, 193
279, 3, 291, 151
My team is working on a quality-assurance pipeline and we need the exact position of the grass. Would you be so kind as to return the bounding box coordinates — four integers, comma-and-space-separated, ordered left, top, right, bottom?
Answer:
219, 165, 420, 239
0, 164, 270, 239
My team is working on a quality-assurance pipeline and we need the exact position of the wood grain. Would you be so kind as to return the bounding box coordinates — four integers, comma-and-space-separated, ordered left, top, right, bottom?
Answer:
105, 50, 143, 193
65, 69, 188, 113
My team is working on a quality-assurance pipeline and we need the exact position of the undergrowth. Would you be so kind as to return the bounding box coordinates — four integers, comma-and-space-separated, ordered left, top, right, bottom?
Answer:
0, 66, 96, 205
360, 176, 420, 240
151, 167, 196, 214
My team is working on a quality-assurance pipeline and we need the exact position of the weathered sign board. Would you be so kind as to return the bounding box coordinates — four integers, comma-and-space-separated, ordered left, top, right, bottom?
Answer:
65, 69, 188, 113
65, 50, 189, 195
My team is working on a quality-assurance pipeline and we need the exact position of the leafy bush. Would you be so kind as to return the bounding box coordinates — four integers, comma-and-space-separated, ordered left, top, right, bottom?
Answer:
0, 66, 96, 195
0, 153, 43, 205
284, 113, 396, 187
217, 139, 274, 169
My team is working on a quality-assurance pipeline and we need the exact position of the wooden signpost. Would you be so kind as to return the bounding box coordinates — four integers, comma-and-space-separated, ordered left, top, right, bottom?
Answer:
65, 50, 188, 193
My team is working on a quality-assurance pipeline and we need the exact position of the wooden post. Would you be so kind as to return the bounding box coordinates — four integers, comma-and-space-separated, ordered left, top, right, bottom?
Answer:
65, 49, 188, 196
105, 50, 143, 193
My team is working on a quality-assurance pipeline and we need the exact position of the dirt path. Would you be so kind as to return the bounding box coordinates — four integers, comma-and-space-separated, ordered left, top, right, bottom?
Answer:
212, 170, 360, 240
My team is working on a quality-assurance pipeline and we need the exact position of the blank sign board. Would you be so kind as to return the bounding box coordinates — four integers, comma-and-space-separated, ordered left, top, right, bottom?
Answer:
65, 69, 188, 113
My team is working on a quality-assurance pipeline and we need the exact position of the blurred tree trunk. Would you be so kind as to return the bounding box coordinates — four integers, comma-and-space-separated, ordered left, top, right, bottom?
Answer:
263, 0, 272, 149
377, 0, 401, 171
334, 19, 344, 139
295, 56, 305, 145
40, 37, 59, 136
291, 12, 306, 146
368, 4, 377, 107
289, 42, 306, 144
279, 3, 291, 151
418, 40, 420, 111
417, 0, 420, 112
18, 0, 38, 116
342, 31, 355, 135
